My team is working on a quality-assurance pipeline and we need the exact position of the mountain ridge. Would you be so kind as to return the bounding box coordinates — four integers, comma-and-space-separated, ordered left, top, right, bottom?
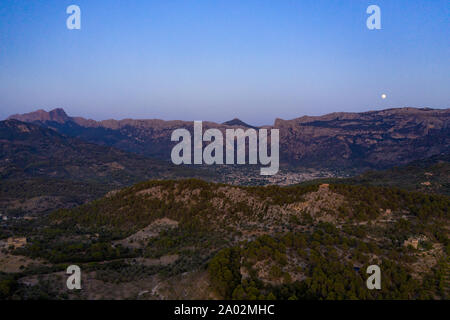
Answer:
10, 178, 445, 300
8, 107, 450, 170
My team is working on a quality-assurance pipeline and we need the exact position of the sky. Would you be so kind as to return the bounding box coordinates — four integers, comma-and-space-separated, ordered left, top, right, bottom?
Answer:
0, 0, 449, 125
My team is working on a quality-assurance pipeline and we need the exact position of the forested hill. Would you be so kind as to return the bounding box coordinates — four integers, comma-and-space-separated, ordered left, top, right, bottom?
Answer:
347, 154, 450, 195
298, 153, 450, 196
6, 179, 447, 300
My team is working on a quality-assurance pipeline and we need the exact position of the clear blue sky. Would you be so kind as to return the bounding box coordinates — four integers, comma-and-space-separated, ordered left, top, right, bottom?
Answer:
0, 0, 448, 125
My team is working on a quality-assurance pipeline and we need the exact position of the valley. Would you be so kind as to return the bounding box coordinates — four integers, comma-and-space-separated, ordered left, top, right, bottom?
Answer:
0, 107, 448, 300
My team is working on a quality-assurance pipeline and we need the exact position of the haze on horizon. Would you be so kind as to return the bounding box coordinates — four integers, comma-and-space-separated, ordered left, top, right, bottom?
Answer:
0, 0, 449, 126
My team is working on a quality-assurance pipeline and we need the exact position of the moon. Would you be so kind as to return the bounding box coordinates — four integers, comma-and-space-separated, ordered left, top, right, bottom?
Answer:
381, 94, 387, 99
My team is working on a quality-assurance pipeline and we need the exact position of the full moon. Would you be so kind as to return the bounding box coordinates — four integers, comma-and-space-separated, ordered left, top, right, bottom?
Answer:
381, 94, 387, 99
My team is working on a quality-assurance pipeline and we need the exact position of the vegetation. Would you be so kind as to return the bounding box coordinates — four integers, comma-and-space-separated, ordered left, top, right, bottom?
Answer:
0, 178, 448, 300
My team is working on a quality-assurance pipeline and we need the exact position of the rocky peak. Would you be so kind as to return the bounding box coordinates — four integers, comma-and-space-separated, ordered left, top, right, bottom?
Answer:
8, 108, 71, 124
222, 118, 258, 129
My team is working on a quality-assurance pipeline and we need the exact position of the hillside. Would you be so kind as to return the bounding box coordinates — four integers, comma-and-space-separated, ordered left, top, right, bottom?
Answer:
9, 107, 450, 170
0, 120, 215, 214
1, 179, 447, 300
346, 154, 450, 195
298, 154, 450, 196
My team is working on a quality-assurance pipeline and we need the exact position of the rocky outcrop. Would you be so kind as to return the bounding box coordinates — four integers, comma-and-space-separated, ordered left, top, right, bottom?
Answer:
274, 108, 450, 168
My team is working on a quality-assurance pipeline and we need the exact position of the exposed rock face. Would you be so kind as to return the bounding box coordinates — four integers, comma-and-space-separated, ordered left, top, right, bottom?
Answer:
8, 107, 450, 169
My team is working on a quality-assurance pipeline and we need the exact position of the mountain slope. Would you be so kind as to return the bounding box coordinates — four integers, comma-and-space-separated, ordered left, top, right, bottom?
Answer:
9, 109, 240, 160
275, 107, 450, 168
298, 153, 450, 196
0, 120, 215, 214
5, 179, 448, 300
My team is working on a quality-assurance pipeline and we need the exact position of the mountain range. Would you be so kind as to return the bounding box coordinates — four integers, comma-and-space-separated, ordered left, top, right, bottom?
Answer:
4, 179, 448, 300
9, 107, 450, 170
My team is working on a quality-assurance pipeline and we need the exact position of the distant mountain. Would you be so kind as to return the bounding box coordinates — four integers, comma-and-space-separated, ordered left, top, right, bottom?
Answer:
9, 108, 71, 123
222, 118, 258, 129
0, 119, 214, 214
300, 153, 450, 196
275, 107, 450, 169
9, 107, 450, 170
9, 109, 241, 160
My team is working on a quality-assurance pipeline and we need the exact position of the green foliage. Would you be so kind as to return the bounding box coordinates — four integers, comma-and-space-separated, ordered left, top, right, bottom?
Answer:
208, 229, 445, 300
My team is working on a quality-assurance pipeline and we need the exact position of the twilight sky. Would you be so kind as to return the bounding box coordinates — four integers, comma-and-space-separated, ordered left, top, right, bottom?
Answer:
0, 0, 448, 125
